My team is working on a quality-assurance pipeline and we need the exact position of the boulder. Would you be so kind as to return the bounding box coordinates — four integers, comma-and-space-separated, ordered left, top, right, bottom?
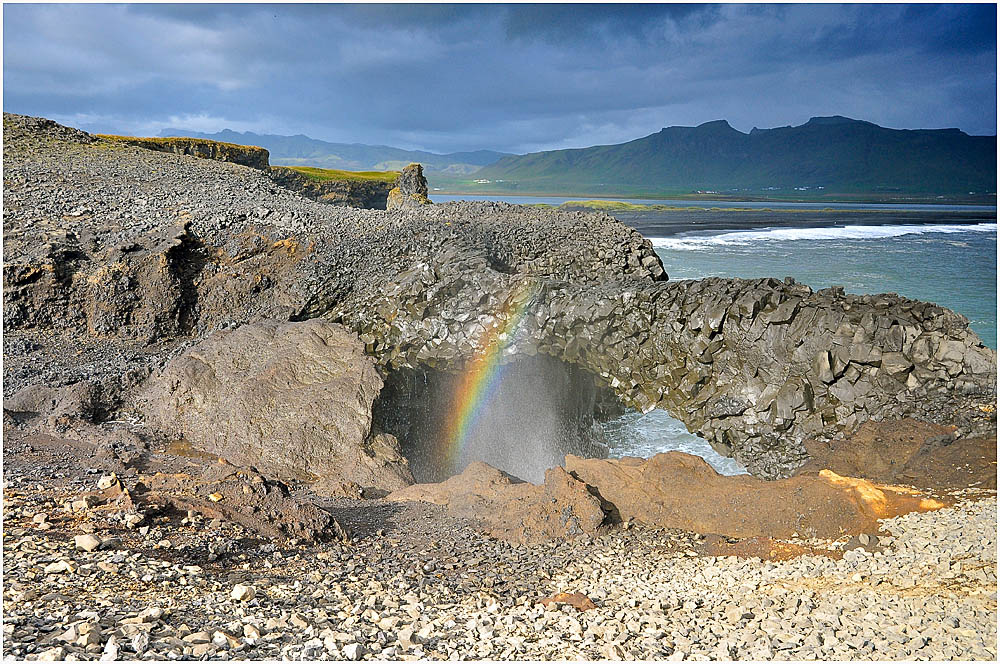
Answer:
386, 163, 431, 209
136, 319, 413, 493
387, 461, 607, 544
564, 452, 943, 540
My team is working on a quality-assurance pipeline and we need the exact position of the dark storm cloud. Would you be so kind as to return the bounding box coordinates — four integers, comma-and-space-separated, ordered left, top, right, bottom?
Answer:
3, 3, 996, 153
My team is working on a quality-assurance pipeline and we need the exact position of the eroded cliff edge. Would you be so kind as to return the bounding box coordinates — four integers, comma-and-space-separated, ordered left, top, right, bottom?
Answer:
3, 113, 996, 484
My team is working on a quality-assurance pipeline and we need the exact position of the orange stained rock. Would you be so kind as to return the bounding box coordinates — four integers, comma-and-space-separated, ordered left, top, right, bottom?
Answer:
819, 469, 946, 517
538, 592, 597, 611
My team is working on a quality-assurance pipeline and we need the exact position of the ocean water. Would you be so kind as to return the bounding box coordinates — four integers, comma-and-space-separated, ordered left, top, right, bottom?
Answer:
600, 408, 748, 475
433, 193, 997, 212
600, 213, 997, 473
650, 222, 997, 348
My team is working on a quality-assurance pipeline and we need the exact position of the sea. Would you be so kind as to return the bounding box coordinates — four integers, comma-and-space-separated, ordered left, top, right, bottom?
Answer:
438, 195, 998, 475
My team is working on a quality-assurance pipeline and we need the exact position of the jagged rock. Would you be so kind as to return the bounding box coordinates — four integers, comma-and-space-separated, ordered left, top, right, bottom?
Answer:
135, 319, 414, 492
386, 163, 431, 209
387, 461, 607, 544
564, 453, 944, 539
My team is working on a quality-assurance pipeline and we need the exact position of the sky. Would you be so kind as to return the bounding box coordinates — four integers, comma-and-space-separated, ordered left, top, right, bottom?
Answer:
2, 2, 997, 154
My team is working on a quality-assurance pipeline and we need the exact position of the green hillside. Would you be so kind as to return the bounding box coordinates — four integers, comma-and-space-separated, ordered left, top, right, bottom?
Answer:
471, 117, 996, 198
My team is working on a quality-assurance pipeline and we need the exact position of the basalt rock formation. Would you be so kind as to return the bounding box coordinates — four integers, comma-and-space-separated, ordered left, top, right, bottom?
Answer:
3, 113, 996, 486
268, 166, 395, 209
386, 163, 432, 209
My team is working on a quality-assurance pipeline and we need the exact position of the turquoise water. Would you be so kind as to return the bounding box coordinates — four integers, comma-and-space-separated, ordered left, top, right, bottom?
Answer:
604, 214, 996, 471
651, 222, 997, 349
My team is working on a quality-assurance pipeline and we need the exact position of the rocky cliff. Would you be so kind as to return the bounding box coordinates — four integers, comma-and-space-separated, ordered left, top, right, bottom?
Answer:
268, 166, 395, 209
97, 135, 271, 170
3, 113, 996, 485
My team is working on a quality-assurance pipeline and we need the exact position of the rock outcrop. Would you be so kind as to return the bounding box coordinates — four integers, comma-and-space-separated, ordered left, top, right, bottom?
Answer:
386, 163, 432, 209
796, 418, 997, 490
97, 135, 270, 170
135, 319, 414, 493
564, 453, 944, 539
336, 256, 995, 478
387, 462, 607, 544
4, 113, 996, 481
268, 166, 395, 209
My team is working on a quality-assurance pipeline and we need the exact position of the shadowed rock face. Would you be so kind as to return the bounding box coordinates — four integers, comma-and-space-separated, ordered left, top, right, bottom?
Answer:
3, 113, 996, 481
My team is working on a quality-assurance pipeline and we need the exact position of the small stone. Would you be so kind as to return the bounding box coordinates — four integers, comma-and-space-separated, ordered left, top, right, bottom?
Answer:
138, 607, 164, 623
397, 628, 416, 650
243, 624, 261, 639
343, 643, 366, 661
231, 584, 256, 601
96, 474, 118, 490
44, 560, 75, 574
191, 643, 215, 657
58, 625, 80, 643
213, 631, 239, 648
32, 512, 48, 524
74, 534, 101, 552
77, 623, 102, 647
124, 514, 143, 528
132, 632, 150, 655
184, 631, 212, 645
290, 613, 309, 629
100, 636, 119, 661
37, 647, 65, 661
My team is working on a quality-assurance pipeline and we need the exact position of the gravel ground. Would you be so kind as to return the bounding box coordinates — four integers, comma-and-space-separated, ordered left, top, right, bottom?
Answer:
3, 455, 995, 661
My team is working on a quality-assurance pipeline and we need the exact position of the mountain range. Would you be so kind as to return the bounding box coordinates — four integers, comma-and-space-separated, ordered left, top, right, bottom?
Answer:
158, 128, 510, 175
473, 116, 996, 198
162, 117, 996, 199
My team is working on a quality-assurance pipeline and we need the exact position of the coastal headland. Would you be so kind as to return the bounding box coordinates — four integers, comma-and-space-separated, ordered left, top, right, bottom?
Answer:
3, 114, 997, 661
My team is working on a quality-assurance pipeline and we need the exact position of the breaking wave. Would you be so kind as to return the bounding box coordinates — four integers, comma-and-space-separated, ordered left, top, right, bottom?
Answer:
650, 222, 997, 250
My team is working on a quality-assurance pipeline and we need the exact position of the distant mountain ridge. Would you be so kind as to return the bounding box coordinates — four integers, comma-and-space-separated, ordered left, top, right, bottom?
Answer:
473, 116, 997, 197
158, 128, 510, 175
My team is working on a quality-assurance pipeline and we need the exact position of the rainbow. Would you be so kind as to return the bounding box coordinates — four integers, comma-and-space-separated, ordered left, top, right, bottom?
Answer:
440, 279, 541, 475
